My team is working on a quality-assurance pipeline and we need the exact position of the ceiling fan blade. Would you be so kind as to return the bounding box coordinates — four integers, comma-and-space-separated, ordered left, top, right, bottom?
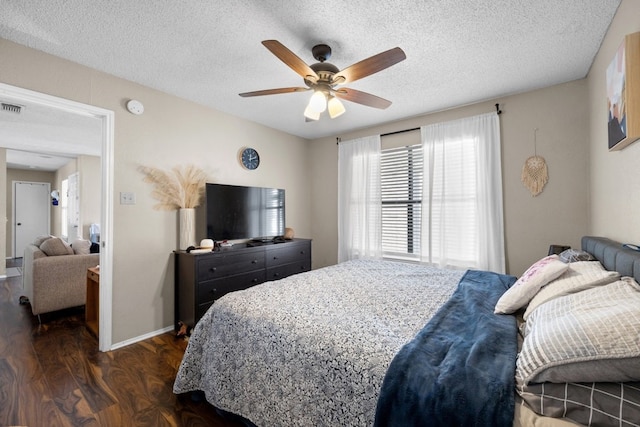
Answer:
334, 88, 392, 109
239, 87, 309, 97
333, 47, 406, 85
262, 40, 319, 82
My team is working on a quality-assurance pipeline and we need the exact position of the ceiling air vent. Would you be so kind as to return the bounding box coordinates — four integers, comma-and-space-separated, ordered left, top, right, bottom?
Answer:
1, 102, 24, 114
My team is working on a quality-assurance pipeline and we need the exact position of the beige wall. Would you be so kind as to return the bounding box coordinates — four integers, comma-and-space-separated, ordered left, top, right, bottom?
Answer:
310, 79, 590, 276
5, 168, 55, 258
587, 0, 640, 243
0, 38, 311, 344
78, 155, 101, 239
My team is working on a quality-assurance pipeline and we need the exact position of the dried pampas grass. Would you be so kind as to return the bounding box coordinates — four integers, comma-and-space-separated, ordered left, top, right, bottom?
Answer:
139, 165, 208, 210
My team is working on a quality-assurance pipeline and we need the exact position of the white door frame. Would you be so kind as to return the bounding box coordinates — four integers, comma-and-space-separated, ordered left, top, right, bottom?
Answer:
0, 82, 115, 352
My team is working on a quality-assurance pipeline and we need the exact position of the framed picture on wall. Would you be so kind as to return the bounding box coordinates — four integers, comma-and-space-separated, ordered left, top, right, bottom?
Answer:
607, 31, 640, 151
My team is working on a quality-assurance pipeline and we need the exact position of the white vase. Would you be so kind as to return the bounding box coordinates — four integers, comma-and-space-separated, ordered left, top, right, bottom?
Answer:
179, 208, 196, 250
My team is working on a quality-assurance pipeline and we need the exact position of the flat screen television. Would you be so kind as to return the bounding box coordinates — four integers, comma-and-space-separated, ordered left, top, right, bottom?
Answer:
205, 183, 285, 241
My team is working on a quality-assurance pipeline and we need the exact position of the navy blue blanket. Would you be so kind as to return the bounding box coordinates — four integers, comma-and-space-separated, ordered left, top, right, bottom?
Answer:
374, 269, 517, 427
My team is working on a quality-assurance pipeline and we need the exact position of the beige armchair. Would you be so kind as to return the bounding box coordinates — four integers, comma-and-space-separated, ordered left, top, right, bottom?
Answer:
22, 241, 99, 319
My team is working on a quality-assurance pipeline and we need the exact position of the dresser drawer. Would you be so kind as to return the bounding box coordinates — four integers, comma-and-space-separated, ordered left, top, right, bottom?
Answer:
176, 239, 311, 330
266, 242, 311, 268
266, 261, 311, 281
198, 270, 266, 303
197, 252, 265, 281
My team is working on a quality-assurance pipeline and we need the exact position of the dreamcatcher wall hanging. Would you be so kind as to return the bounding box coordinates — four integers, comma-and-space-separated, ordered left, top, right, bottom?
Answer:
521, 128, 548, 196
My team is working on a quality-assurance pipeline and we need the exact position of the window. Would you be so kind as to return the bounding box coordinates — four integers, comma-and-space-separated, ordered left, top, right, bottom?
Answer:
381, 144, 423, 260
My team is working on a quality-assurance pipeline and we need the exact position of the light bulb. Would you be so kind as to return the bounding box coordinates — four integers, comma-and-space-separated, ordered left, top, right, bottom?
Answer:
328, 97, 346, 118
304, 104, 320, 120
308, 90, 327, 112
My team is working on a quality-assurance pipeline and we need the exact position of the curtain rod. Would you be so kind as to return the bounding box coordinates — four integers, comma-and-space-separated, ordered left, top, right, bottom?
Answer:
336, 127, 419, 144
381, 127, 420, 137
336, 103, 502, 144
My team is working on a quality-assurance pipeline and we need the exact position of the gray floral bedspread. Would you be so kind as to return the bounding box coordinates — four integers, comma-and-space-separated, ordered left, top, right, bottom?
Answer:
173, 259, 464, 426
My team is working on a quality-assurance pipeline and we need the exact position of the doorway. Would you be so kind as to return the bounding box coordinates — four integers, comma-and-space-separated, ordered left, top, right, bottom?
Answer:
0, 82, 114, 352
13, 181, 50, 258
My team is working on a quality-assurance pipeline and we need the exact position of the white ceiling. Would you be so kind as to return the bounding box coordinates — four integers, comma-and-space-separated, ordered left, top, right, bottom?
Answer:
0, 0, 621, 169
0, 96, 102, 171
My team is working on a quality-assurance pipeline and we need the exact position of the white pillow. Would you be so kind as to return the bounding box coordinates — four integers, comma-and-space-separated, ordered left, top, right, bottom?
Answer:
494, 255, 569, 314
517, 277, 640, 385
72, 239, 91, 255
523, 261, 620, 319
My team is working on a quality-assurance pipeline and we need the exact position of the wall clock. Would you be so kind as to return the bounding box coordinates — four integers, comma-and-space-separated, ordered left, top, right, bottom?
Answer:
240, 147, 260, 170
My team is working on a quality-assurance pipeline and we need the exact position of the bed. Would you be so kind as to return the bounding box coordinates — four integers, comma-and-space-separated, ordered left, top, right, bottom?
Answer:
173, 236, 640, 426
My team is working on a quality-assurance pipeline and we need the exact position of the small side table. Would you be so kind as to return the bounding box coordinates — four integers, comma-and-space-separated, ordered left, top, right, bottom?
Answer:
86, 266, 100, 338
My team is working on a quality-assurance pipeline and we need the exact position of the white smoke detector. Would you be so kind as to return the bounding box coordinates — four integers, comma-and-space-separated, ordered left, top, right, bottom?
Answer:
126, 99, 144, 115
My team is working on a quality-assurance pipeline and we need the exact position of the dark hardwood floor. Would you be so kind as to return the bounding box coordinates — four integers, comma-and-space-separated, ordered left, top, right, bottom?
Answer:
0, 258, 244, 427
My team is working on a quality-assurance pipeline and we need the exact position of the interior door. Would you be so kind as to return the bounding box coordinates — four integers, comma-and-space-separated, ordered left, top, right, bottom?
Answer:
14, 181, 50, 258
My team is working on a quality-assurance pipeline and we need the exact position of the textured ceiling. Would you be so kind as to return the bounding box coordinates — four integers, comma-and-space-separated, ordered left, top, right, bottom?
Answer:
0, 0, 621, 169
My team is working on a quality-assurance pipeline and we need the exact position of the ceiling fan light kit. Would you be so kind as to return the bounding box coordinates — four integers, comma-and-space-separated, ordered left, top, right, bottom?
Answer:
309, 90, 327, 113
328, 96, 346, 118
303, 104, 321, 121
239, 40, 406, 121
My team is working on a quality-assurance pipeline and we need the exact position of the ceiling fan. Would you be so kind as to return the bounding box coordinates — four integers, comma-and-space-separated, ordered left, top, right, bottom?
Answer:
239, 40, 406, 121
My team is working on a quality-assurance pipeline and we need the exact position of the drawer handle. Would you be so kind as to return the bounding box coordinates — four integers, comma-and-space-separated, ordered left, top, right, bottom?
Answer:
273, 256, 278, 260
210, 288, 217, 294
273, 273, 280, 277
251, 259, 258, 264
300, 251, 305, 254
209, 267, 217, 273
252, 278, 258, 283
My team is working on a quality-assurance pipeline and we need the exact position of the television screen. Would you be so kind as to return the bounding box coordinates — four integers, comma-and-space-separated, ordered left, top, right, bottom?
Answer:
206, 183, 285, 241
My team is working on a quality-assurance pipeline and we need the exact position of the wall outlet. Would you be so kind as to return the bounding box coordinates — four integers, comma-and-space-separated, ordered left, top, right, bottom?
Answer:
120, 192, 136, 205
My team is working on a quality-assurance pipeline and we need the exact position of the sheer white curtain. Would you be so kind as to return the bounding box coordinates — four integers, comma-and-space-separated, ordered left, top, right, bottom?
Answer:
420, 112, 505, 273
337, 135, 382, 262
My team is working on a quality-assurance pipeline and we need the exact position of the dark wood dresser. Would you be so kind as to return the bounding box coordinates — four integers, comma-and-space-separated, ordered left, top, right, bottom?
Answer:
175, 238, 311, 329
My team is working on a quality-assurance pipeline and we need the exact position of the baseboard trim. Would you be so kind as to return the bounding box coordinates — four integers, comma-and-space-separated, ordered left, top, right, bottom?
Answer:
109, 325, 175, 351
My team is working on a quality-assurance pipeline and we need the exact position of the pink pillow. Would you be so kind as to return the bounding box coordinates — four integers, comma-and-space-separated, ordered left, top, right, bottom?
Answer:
494, 255, 569, 314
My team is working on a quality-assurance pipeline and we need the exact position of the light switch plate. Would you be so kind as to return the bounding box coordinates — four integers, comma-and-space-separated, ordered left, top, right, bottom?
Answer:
120, 192, 136, 205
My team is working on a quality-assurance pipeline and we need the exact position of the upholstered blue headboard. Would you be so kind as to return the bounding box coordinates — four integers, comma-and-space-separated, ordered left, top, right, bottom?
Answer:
582, 236, 640, 283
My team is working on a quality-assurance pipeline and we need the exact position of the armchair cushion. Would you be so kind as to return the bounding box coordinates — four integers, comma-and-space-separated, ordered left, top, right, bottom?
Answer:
40, 237, 74, 256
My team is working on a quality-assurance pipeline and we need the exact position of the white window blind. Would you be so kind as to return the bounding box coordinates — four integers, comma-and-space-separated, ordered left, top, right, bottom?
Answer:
381, 144, 423, 260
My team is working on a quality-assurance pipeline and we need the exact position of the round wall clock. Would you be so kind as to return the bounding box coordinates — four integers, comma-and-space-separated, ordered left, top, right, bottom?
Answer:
240, 147, 260, 170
